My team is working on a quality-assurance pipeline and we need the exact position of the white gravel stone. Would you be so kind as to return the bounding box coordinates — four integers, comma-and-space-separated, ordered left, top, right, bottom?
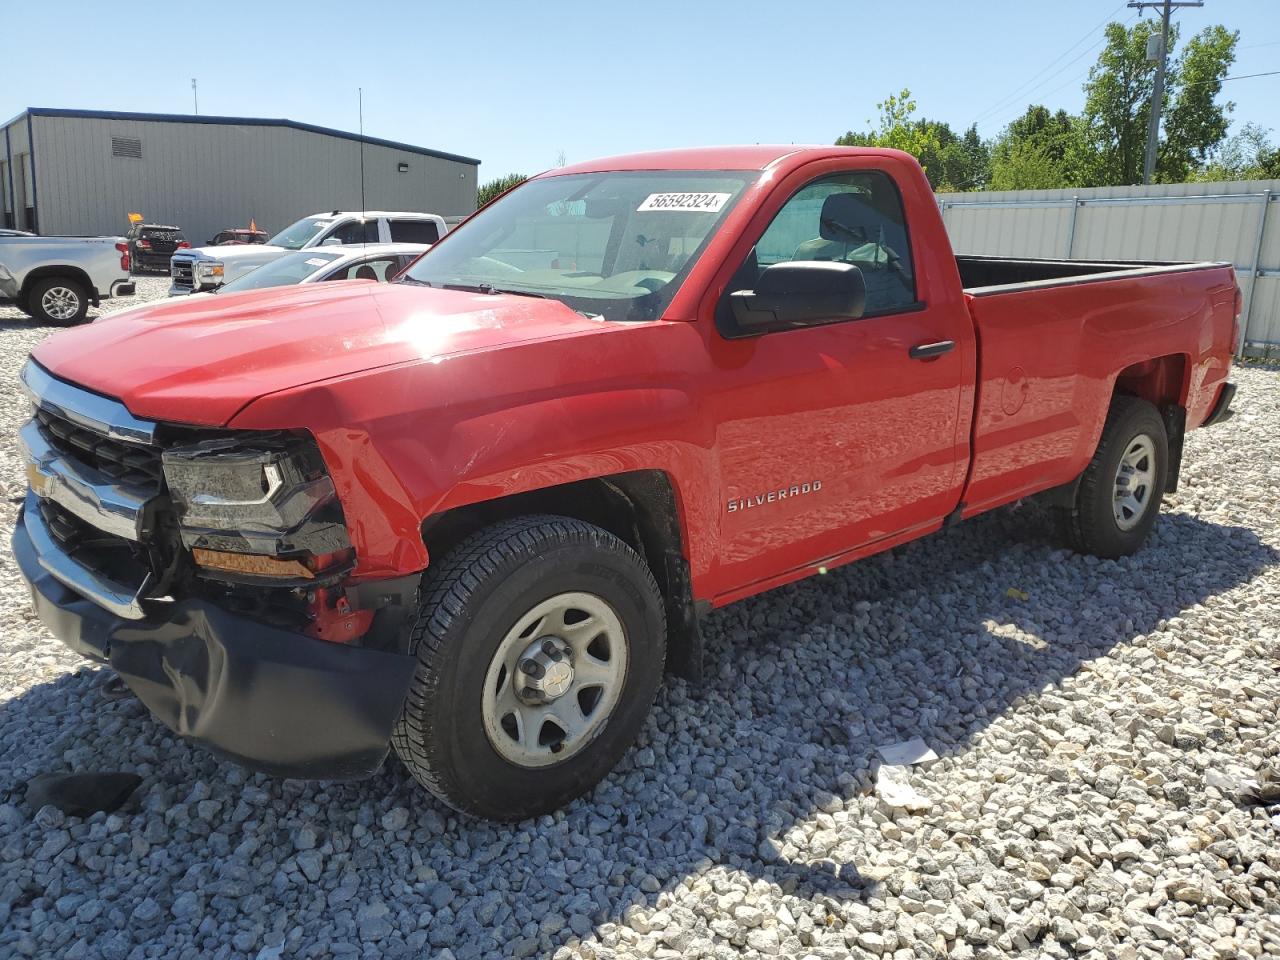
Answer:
1, 283, 1278, 958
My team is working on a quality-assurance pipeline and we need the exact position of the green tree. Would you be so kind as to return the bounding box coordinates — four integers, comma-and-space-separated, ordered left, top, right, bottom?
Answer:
836, 90, 989, 190
1194, 122, 1280, 181
1158, 25, 1238, 181
989, 106, 1085, 190
1080, 19, 1237, 185
477, 173, 528, 208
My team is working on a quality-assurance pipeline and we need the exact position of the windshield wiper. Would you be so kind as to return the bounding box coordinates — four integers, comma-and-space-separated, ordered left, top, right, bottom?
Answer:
443, 282, 549, 300
396, 277, 434, 287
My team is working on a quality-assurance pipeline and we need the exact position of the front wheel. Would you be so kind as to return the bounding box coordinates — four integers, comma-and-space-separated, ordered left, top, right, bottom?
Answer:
1057, 395, 1168, 558
392, 515, 666, 820
28, 276, 89, 324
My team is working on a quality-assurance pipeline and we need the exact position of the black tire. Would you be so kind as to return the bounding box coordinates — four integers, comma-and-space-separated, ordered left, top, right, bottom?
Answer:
27, 276, 89, 325
1057, 395, 1168, 558
392, 515, 666, 820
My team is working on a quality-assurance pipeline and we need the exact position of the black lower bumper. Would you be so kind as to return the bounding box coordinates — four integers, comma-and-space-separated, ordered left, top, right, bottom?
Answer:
13, 519, 416, 780
1201, 381, 1236, 427
131, 255, 173, 272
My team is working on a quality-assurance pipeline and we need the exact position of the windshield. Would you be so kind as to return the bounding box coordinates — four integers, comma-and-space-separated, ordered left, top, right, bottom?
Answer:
401, 171, 756, 321
217, 251, 342, 293
267, 217, 334, 250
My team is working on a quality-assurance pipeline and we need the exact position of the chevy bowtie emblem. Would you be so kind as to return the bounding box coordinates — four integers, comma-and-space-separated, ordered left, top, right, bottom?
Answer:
726, 480, 822, 513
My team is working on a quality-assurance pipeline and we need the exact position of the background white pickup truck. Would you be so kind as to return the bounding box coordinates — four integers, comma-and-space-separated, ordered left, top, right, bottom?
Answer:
168, 210, 449, 294
0, 236, 135, 324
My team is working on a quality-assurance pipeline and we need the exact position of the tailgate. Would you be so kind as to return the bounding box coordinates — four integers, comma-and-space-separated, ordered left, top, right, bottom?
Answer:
142, 231, 181, 254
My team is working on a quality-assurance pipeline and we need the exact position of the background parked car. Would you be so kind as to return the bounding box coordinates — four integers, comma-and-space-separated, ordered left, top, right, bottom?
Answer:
209, 228, 269, 246
95, 245, 427, 322
126, 223, 190, 274
189, 243, 426, 298
0, 234, 134, 323
169, 210, 448, 294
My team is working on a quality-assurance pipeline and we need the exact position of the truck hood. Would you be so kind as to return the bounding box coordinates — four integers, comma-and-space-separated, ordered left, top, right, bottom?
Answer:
184, 244, 288, 262
30, 281, 610, 426
180, 244, 290, 282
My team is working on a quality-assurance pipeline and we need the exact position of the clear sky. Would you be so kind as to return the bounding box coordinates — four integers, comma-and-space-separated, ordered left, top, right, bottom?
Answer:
3, 0, 1277, 182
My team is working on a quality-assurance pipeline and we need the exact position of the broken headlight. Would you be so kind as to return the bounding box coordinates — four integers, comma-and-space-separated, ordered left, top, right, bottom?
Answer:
161, 434, 351, 559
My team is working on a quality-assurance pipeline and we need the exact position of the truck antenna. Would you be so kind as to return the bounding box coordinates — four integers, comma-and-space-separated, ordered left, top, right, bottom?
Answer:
358, 88, 367, 230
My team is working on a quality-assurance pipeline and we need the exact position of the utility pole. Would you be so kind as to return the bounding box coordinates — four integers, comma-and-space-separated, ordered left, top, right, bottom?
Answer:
191, 79, 199, 115
1128, 0, 1203, 184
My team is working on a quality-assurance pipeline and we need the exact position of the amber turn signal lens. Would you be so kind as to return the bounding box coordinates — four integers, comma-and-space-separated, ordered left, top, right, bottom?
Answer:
192, 548, 315, 580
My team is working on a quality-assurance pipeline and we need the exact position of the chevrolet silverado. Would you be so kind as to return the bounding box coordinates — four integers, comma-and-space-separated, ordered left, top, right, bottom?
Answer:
0, 234, 135, 323
13, 146, 1237, 820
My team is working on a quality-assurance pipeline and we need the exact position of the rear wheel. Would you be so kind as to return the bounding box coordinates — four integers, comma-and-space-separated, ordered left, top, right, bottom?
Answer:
392, 515, 666, 820
28, 276, 89, 324
1057, 395, 1168, 558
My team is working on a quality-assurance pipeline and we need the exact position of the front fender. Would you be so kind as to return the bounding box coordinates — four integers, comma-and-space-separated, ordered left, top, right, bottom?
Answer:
229, 323, 717, 583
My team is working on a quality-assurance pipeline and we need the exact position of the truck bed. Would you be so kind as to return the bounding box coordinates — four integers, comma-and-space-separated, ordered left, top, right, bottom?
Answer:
957, 256, 1238, 517
957, 254, 1226, 293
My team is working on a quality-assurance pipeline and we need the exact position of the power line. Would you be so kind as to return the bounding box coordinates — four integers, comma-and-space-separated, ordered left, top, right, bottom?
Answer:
975, 10, 1143, 132
984, 65, 1099, 131
980, 38, 1112, 130
969, 3, 1129, 126
1183, 69, 1280, 85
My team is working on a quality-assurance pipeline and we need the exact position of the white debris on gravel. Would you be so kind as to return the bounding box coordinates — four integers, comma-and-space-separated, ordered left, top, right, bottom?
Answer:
1, 281, 1278, 959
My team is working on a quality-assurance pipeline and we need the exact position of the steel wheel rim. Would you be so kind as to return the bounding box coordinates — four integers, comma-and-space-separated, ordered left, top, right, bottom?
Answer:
40, 286, 80, 321
1113, 433, 1157, 531
482, 591, 627, 768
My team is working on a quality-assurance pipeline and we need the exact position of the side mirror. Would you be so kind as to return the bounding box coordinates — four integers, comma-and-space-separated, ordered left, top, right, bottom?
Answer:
321, 236, 343, 246
728, 261, 865, 336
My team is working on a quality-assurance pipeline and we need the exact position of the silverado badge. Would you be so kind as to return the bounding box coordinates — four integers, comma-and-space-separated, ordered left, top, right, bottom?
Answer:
726, 480, 822, 513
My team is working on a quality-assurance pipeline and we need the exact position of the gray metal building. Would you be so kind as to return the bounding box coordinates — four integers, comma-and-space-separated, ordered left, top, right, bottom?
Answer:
1, 107, 479, 244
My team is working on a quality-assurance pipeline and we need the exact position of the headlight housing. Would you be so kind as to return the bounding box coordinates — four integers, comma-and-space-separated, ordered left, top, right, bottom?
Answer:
195, 261, 225, 283
161, 434, 350, 559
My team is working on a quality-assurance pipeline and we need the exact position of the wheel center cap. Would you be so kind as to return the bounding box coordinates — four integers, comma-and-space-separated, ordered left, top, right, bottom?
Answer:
516, 637, 574, 703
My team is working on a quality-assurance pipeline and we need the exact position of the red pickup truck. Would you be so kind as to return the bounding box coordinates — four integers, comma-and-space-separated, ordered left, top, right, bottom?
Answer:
14, 146, 1238, 820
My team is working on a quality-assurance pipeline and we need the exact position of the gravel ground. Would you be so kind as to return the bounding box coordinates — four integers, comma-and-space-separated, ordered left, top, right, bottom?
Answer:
0, 282, 1277, 960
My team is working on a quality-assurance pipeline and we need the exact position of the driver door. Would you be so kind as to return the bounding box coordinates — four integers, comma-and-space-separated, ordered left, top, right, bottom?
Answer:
707, 168, 971, 590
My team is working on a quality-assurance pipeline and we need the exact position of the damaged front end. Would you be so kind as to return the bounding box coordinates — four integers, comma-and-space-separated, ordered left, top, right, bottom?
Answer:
12, 359, 418, 779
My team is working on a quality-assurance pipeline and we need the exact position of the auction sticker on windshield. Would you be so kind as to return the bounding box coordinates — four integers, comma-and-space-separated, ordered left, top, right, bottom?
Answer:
638, 192, 731, 213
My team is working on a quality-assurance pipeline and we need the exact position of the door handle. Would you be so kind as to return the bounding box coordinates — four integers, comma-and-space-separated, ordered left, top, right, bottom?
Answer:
909, 340, 955, 360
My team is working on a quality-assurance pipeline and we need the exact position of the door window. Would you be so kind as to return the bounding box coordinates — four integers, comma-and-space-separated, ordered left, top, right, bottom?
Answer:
388, 218, 440, 243
323, 257, 400, 281
324, 219, 379, 245
739, 171, 917, 317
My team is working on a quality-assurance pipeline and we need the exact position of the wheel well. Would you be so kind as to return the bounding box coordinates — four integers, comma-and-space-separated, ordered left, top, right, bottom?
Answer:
1114, 353, 1188, 492
420, 471, 703, 681
1115, 353, 1187, 408
21, 266, 97, 302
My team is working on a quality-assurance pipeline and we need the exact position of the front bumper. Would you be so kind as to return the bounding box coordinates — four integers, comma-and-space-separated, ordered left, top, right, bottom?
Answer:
13, 506, 416, 780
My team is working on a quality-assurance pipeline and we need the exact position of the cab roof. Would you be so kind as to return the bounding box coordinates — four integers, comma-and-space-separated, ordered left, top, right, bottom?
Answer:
551, 145, 905, 176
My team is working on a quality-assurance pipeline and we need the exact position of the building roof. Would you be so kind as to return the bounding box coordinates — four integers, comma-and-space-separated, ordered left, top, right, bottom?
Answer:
7, 107, 479, 166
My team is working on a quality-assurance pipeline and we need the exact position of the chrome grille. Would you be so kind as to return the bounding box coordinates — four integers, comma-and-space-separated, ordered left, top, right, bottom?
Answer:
34, 406, 163, 489
171, 257, 195, 288
18, 361, 163, 618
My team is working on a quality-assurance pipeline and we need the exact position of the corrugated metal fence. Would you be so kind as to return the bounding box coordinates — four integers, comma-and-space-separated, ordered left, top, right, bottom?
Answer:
936, 179, 1280, 357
